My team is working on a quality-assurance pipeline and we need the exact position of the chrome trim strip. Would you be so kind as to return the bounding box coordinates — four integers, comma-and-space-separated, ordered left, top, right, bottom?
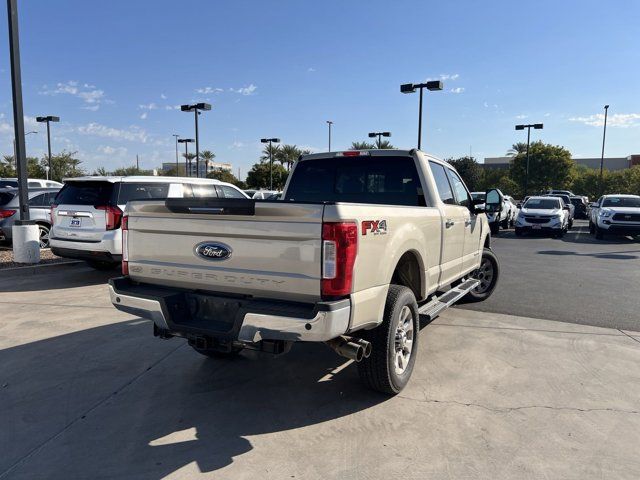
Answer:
109, 285, 169, 330
57, 211, 93, 217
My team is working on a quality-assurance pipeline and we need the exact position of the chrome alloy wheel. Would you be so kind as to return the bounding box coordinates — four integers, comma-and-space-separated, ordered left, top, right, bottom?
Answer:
472, 257, 494, 294
393, 306, 415, 375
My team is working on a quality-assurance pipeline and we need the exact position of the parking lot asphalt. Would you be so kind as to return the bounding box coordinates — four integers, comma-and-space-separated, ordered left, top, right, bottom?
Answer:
1, 265, 640, 479
460, 219, 640, 331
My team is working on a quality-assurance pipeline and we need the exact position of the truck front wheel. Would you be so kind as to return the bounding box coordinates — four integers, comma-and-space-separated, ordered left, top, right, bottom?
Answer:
357, 285, 419, 395
463, 248, 500, 303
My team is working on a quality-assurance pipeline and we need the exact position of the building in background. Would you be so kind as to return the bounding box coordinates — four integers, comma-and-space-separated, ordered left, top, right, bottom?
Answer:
161, 161, 232, 177
482, 154, 640, 171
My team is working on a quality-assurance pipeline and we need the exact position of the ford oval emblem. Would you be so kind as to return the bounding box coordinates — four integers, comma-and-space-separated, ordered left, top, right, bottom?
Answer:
194, 242, 232, 261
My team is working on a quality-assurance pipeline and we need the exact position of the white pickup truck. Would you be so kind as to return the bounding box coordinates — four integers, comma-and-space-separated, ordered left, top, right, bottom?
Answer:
109, 150, 500, 394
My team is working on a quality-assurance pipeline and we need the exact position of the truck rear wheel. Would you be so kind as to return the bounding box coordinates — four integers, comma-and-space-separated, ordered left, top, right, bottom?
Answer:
357, 285, 419, 395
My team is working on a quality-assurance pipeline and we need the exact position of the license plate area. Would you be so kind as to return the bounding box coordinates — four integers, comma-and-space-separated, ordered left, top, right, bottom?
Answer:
532, 225, 542, 229
70, 217, 82, 227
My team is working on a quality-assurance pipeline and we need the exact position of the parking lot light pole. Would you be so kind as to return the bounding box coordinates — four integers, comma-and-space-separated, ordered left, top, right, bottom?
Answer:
515, 123, 543, 197
368, 131, 391, 149
261, 138, 280, 190
36, 116, 59, 179
181, 103, 211, 178
400, 81, 443, 150
177, 138, 194, 177
599, 105, 609, 196
326, 121, 333, 152
172, 134, 179, 176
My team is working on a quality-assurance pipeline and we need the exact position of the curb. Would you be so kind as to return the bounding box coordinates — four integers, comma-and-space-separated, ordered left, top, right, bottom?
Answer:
0, 260, 84, 276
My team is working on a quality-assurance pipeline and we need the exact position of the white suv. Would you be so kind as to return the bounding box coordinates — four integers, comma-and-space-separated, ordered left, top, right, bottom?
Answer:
50, 176, 248, 269
589, 194, 640, 240
514, 196, 569, 238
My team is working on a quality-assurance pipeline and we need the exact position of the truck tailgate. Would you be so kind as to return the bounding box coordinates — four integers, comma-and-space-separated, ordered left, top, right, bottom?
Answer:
125, 200, 324, 302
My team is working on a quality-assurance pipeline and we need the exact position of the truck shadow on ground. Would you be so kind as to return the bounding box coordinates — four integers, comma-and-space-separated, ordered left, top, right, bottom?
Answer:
1, 319, 390, 478
0, 265, 118, 292
536, 249, 640, 260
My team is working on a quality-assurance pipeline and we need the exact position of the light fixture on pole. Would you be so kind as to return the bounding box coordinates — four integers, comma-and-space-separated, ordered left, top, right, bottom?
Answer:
599, 105, 609, 197
260, 138, 280, 190
368, 131, 391, 149
36, 115, 59, 180
515, 123, 543, 197
400, 80, 443, 150
181, 103, 211, 178
326, 121, 333, 152
177, 138, 194, 177
172, 134, 179, 176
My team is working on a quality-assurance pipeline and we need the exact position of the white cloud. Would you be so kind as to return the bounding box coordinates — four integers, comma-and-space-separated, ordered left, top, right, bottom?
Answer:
428, 73, 460, 81
138, 103, 158, 110
97, 145, 128, 156
0, 122, 12, 134
450, 87, 465, 94
569, 113, 640, 128
164, 105, 180, 111
307, 67, 316, 72
140, 112, 148, 120
40, 80, 108, 110
76, 122, 149, 143
544, 112, 551, 117
229, 141, 246, 149
483, 102, 489, 108
196, 86, 223, 94
515, 114, 528, 119
229, 84, 257, 96
160, 93, 167, 100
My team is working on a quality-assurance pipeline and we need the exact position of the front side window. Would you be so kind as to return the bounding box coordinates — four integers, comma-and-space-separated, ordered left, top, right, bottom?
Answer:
429, 162, 455, 205
189, 184, 218, 198
445, 169, 471, 207
217, 185, 246, 198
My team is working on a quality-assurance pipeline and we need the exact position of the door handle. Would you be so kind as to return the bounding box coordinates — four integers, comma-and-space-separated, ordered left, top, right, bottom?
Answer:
445, 219, 455, 228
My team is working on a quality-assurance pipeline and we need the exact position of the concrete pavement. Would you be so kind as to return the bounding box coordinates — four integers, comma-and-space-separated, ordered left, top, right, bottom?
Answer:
1, 266, 639, 479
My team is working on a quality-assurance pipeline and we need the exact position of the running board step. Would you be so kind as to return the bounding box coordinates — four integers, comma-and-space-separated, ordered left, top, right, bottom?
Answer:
418, 279, 480, 320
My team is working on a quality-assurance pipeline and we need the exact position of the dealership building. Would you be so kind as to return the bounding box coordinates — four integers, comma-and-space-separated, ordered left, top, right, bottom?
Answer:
482, 154, 640, 171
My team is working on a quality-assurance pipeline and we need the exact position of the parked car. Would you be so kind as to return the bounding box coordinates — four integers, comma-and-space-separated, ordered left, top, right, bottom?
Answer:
252, 190, 281, 200
570, 196, 589, 219
0, 187, 60, 248
50, 176, 248, 270
504, 195, 519, 226
589, 194, 640, 240
483, 189, 512, 234
243, 189, 257, 198
544, 189, 576, 197
109, 149, 500, 395
0, 178, 63, 189
543, 194, 574, 228
514, 196, 570, 237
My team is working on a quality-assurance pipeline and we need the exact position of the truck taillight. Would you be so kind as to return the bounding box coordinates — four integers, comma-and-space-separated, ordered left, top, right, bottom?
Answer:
321, 222, 358, 299
96, 205, 123, 230
121, 215, 129, 276
49, 204, 58, 225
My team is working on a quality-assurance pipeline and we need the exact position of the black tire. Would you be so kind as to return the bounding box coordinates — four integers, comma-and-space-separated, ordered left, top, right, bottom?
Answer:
568, 219, 573, 229
589, 221, 595, 234
86, 260, 119, 270
192, 345, 243, 359
37, 223, 51, 249
501, 218, 509, 229
463, 248, 500, 303
595, 226, 604, 240
357, 285, 419, 395
490, 221, 499, 235
514, 227, 523, 237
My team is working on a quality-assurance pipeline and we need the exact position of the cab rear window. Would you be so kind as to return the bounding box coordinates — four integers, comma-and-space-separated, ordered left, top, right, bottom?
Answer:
117, 183, 170, 203
284, 156, 425, 206
54, 181, 115, 206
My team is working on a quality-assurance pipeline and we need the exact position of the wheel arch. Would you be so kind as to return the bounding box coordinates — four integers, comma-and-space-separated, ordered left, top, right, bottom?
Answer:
389, 249, 426, 301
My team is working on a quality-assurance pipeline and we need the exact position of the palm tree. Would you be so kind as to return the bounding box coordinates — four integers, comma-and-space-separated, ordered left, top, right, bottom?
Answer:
94, 167, 109, 176
276, 144, 301, 171
260, 143, 281, 162
376, 139, 394, 149
350, 141, 375, 150
199, 150, 216, 176
182, 152, 196, 176
507, 142, 528, 156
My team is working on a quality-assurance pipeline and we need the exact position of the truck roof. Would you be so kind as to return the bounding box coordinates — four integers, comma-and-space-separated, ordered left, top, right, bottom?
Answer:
62, 175, 222, 184
299, 149, 440, 162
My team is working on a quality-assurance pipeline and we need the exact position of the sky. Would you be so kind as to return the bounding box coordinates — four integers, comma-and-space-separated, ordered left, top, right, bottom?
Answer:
0, 0, 639, 178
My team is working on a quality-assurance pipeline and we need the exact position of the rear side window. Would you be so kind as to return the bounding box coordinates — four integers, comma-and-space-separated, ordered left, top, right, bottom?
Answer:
429, 162, 455, 205
0, 191, 16, 206
55, 181, 115, 206
28, 193, 47, 207
188, 184, 218, 198
285, 156, 425, 206
118, 183, 170, 203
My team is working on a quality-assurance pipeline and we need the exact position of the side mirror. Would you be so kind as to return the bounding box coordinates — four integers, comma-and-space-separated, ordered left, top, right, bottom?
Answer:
485, 188, 502, 213
516, 203, 522, 209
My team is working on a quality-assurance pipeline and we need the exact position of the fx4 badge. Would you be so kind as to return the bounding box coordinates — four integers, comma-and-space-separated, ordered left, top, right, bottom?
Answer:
362, 220, 388, 236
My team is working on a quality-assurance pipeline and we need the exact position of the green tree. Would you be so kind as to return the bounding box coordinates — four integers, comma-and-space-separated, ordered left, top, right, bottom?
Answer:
260, 143, 281, 162
94, 167, 109, 176
446, 156, 483, 191
0, 155, 14, 177
207, 168, 242, 185
48, 151, 85, 182
245, 161, 288, 189
182, 153, 196, 175
111, 166, 154, 176
510, 141, 574, 195
276, 144, 301, 171
506, 142, 528, 156
199, 150, 216, 174
350, 141, 375, 150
